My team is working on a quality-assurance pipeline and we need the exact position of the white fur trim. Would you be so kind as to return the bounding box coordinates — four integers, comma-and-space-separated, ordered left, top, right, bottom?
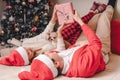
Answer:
35, 54, 58, 78
16, 47, 29, 65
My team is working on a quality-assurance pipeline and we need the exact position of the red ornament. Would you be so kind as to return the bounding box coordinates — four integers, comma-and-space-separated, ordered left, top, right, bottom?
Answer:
29, 0, 35, 3
32, 26, 37, 32
49, 1, 54, 6
6, 4, 12, 9
14, 22, 17, 27
22, 1, 26, 6
0, 30, 4, 35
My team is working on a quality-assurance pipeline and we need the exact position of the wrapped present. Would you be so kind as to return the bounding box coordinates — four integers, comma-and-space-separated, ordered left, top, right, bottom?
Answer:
55, 2, 74, 25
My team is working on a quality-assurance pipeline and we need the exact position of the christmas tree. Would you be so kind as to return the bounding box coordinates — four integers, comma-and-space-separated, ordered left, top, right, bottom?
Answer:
0, 0, 52, 46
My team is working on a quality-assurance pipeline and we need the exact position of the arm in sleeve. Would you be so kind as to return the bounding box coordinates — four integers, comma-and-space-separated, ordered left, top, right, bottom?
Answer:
56, 38, 66, 51
80, 24, 102, 50
43, 22, 55, 34
39, 22, 56, 39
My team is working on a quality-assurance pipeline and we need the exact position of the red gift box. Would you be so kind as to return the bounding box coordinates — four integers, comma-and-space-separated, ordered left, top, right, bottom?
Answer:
55, 2, 74, 25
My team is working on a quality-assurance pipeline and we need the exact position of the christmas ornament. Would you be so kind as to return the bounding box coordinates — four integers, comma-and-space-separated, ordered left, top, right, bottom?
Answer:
1, 15, 7, 20
14, 22, 17, 27
0, 30, 4, 35
44, 12, 48, 16
9, 16, 14, 21
15, 27, 19, 32
22, 1, 26, 6
29, 0, 35, 3
34, 15, 39, 22
49, 1, 54, 6
6, 4, 12, 9
32, 26, 37, 32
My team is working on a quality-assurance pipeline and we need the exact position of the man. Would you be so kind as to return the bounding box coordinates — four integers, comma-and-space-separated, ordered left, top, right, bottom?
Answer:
18, 0, 116, 79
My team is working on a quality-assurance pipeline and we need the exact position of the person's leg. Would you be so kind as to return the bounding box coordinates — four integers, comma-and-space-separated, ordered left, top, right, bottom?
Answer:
96, 5, 114, 55
81, 12, 95, 23
76, 3, 107, 43
94, 0, 116, 64
88, 13, 101, 32
75, 13, 102, 44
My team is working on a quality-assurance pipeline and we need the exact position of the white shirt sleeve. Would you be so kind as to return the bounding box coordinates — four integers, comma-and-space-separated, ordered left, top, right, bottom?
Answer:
56, 38, 65, 51
43, 22, 55, 34
36, 22, 56, 40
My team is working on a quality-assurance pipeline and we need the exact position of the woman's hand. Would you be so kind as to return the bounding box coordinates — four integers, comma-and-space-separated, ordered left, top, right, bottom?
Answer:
73, 10, 84, 26
50, 5, 58, 23
73, 10, 81, 22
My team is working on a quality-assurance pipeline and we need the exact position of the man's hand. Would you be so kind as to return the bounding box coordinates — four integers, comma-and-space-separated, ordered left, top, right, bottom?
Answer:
73, 10, 81, 22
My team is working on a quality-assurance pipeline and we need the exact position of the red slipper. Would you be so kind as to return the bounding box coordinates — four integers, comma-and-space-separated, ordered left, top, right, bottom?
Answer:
90, 1, 99, 11
97, 4, 107, 13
